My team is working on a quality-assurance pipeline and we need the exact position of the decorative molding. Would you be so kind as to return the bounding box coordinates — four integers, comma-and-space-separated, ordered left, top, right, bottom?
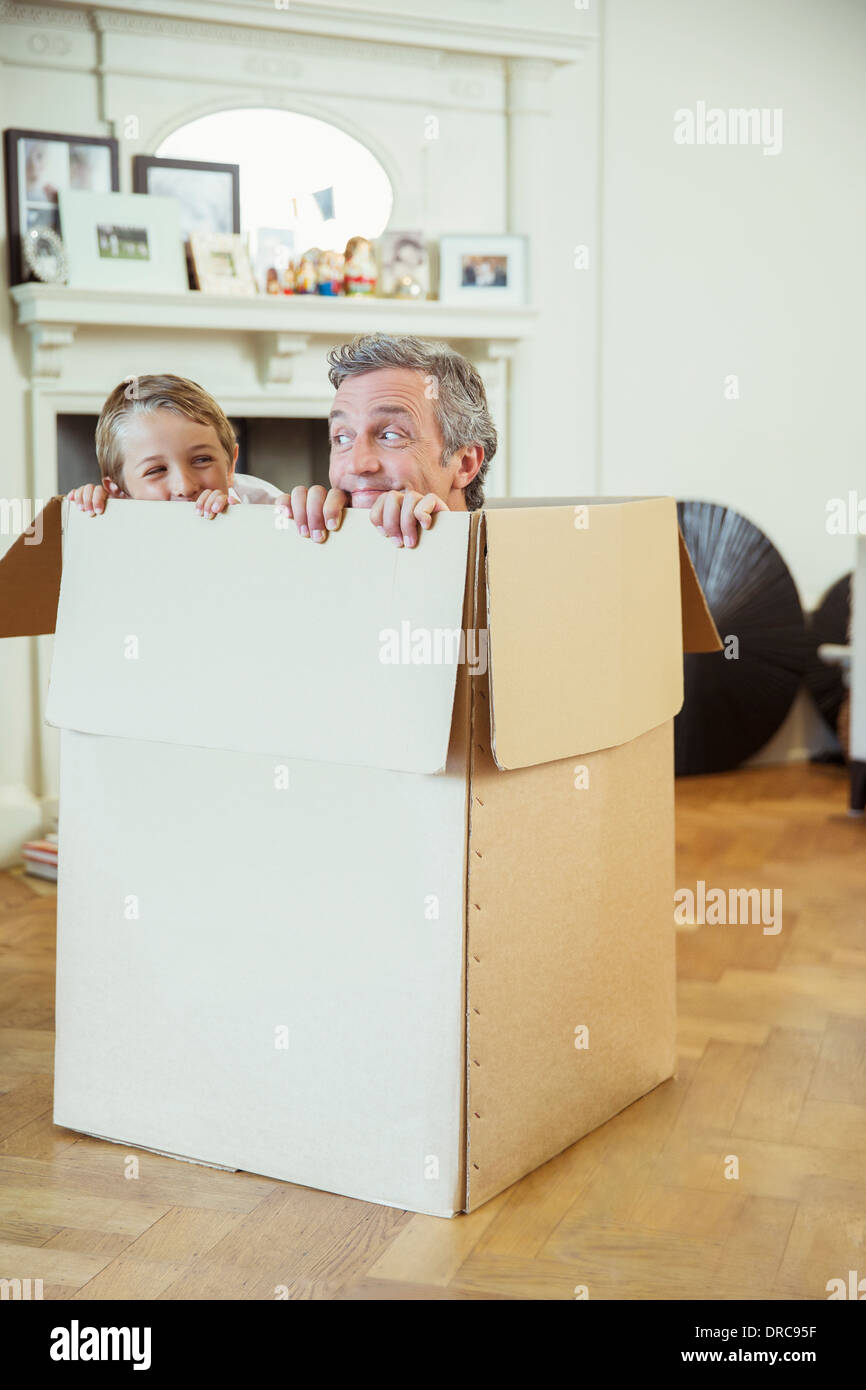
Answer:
26, 324, 76, 380
260, 332, 312, 390
90, 7, 505, 73
10, 284, 538, 344
0, 2, 590, 64
26, 28, 72, 54
241, 53, 304, 81
0, 2, 90, 30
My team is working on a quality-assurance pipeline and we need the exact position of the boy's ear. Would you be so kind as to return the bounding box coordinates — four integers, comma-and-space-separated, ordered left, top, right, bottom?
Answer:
102, 476, 126, 497
228, 443, 239, 480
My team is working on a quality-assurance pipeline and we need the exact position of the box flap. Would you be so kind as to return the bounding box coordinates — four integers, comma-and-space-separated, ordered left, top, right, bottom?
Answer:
485, 495, 722, 657
678, 527, 724, 653
483, 497, 693, 769
0, 497, 63, 636
45, 501, 471, 775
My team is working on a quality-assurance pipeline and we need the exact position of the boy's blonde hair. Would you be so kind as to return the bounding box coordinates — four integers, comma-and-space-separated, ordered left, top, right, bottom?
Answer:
96, 374, 237, 486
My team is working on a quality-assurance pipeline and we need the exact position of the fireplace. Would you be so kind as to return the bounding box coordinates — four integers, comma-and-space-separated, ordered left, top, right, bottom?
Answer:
57, 413, 331, 496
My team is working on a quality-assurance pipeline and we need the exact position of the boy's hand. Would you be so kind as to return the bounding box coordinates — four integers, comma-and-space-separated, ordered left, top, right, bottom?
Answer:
68, 483, 112, 515
275, 485, 347, 542
195, 489, 239, 519
369, 490, 447, 547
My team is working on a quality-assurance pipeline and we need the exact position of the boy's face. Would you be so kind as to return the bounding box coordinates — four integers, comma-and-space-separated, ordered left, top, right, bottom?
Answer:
112, 409, 237, 501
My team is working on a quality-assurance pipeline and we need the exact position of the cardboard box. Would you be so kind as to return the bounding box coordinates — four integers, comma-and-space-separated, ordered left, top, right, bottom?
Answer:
0, 495, 720, 1217
850, 538, 866, 763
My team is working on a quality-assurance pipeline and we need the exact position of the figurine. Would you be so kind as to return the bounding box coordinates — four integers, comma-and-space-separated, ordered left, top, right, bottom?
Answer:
295, 251, 318, 294
281, 260, 296, 294
343, 236, 377, 295
265, 266, 280, 295
317, 249, 344, 296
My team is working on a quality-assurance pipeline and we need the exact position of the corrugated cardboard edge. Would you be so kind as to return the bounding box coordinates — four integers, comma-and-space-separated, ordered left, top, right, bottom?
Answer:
463, 513, 493, 1213
0, 496, 63, 637
457, 510, 484, 1213
678, 526, 723, 653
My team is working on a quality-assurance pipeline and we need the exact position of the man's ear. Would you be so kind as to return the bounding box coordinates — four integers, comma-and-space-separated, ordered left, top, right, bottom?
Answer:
452, 443, 484, 491
227, 443, 239, 483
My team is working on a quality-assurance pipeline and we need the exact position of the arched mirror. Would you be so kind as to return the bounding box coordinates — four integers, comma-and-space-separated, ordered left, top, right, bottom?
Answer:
156, 107, 393, 254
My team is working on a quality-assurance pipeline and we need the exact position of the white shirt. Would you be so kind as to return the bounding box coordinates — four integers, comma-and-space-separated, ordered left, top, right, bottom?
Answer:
228, 472, 284, 505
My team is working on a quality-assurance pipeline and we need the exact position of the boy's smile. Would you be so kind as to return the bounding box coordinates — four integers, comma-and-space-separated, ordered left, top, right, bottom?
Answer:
116, 410, 237, 501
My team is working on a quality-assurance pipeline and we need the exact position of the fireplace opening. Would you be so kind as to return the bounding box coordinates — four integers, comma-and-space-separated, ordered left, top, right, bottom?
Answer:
57, 413, 331, 497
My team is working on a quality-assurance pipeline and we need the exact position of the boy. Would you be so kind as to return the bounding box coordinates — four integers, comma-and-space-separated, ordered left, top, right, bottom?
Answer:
68, 374, 283, 518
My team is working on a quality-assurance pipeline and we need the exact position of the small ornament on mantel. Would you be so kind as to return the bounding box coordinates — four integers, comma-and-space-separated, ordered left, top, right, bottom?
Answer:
294, 251, 318, 294
343, 236, 377, 295
281, 260, 296, 294
316, 249, 345, 296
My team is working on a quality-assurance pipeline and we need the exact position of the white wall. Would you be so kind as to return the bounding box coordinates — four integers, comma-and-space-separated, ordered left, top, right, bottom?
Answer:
598, 0, 866, 761
599, 0, 866, 614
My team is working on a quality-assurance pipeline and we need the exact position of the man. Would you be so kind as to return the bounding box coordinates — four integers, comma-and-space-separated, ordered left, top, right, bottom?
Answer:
277, 332, 497, 547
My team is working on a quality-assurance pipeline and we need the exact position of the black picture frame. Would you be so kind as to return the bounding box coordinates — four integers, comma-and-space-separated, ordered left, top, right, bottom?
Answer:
3, 127, 120, 286
132, 156, 241, 239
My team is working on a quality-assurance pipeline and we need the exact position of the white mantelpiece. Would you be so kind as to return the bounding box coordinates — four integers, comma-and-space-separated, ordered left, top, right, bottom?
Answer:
11, 284, 536, 397
10, 282, 536, 502
11, 284, 538, 340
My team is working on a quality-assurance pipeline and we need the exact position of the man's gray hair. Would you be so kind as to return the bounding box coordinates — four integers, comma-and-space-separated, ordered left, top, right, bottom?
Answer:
327, 333, 497, 511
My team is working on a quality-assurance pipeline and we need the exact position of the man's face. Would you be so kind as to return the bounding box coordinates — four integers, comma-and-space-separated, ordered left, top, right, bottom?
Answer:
115, 410, 236, 501
328, 367, 462, 508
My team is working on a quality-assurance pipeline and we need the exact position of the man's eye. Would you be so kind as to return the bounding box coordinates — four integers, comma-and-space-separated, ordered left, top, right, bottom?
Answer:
331, 433, 350, 446
382, 430, 402, 440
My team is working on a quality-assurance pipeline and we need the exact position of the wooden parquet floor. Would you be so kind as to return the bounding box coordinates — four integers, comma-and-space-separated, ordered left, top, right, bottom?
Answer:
0, 762, 863, 1300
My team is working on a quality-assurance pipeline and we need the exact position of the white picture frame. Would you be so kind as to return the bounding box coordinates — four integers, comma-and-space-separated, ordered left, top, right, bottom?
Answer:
189, 232, 257, 297
58, 190, 187, 292
438, 233, 528, 306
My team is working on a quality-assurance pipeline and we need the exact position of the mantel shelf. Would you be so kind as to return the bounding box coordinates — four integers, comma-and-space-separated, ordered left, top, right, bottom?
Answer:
10, 284, 538, 343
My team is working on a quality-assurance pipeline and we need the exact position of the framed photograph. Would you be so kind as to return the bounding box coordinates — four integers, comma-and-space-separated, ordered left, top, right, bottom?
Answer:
376, 230, 429, 299
438, 234, 528, 306
132, 156, 240, 239
58, 190, 188, 292
3, 127, 119, 284
189, 231, 257, 296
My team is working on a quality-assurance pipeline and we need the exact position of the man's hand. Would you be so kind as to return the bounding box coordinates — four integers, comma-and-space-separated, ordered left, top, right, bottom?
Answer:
275, 485, 347, 541
195, 489, 239, 519
67, 482, 120, 515
370, 490, 447, 547
275, 485, 446, 546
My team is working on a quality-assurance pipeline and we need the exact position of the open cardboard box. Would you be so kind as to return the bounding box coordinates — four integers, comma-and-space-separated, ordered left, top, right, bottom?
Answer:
0, 494, 720, 1217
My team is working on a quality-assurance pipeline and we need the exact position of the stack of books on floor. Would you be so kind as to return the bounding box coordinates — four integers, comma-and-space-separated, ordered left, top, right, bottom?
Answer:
22, 832, 58, 881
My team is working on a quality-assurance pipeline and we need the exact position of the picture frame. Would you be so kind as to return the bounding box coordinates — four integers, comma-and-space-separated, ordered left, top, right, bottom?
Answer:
58, 190, 188, 292
189, 231, 257, 296
3, 127, 119, 285
376, 230, 429, 299
438, 233, 528, 306
132, 156, 240, 239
